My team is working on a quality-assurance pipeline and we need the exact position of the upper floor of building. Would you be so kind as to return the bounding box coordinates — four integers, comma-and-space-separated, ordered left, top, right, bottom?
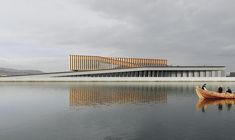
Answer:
70, 55, 168, 71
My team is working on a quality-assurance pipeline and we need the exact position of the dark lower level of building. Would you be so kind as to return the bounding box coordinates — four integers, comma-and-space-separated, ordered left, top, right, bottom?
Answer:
229, 72, 235, 77
62, 70, 225, 77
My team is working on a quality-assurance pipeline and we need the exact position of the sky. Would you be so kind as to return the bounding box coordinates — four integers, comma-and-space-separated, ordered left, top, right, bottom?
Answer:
0, 0, 235, 72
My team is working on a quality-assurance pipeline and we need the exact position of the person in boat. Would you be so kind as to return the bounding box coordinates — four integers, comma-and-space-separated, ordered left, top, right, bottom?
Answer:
218, 86, 223, 93
226, 87, 232, 93
201, 84, 207, 90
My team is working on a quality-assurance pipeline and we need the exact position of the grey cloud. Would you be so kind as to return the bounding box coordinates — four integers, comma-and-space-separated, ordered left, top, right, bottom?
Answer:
0, 0, 234, 72
71, 0, 235, 70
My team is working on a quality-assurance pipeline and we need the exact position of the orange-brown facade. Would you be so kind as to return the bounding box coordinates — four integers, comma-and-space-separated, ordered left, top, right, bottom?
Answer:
70, 55, 168, 71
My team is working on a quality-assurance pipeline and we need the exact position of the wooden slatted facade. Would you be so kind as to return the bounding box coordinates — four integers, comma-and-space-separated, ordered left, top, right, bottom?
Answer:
70, 55, 168, 71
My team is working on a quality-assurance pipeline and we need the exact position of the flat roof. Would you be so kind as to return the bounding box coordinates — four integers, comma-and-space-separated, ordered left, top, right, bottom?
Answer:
156, 66, 225, 68
4, 65, 225, 77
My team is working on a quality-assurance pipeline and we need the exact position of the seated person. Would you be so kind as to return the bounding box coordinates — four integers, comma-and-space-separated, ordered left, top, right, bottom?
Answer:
226, 87, 232, 93
201, 84, 207, 90
218, 87, 223, 93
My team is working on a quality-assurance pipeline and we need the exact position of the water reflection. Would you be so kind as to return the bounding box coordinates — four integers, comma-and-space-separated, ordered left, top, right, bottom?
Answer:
2, 82, 235, 140
196, 99, 235, 112
69, 85, 167, 107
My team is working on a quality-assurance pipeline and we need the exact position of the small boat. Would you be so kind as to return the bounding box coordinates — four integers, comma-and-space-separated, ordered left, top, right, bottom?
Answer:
195, 87, 235, 99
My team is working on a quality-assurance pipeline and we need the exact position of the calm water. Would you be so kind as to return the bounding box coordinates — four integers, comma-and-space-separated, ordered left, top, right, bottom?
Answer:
0, 82, 235, 140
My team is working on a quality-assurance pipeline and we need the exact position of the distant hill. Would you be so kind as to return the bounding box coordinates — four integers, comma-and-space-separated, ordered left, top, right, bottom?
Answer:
0, 67, 43, 76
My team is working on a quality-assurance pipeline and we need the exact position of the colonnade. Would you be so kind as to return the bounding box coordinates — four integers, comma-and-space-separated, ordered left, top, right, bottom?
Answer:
74, 70, 225, 77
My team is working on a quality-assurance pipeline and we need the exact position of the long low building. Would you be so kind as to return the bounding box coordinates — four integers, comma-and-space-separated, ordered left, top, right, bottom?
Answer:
0, 55, 231, 81
58, 66, 226, 77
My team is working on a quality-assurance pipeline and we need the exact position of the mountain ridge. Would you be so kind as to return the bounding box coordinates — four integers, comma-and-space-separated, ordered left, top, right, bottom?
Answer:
0, 67, 43, 76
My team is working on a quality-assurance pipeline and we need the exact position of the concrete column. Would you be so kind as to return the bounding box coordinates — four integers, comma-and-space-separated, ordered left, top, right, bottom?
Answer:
165, 71, 168, 77
221, 70, 226, 77
151, 71, 154, 77
211, 71, 215, 77
199, 71, 205, 77
188, 71, 193, 77
194, 71, 199, 77
131, 72, 133, 77
135, 71, 138, 77
206, 71, 212, 77
215, 71, 219, 77
209, 71, 212, 77
217, 71, 222, 77
159, 71, 162, 77
145, 71, 148, 77
142, 71, 145, 77
153, 71, 156, 77
170, 71, 173, 77
165, 71, 167, 77
177, 71, 182, 77
183, 71, 187, 77
163, 71, 165, 77
171, 71, 176, 77
163, 71, 166, 77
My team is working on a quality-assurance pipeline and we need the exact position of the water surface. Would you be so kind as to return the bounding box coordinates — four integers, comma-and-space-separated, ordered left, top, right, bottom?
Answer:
0, 82, 235, 140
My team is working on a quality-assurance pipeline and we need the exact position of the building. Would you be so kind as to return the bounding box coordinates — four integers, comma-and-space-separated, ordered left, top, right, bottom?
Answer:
229, 72, 235, 77
67, 55, 226, 77
0, 54, 232, 82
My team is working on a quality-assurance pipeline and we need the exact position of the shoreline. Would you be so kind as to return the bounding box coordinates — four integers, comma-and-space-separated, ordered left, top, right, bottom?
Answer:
0, 77, 235, 82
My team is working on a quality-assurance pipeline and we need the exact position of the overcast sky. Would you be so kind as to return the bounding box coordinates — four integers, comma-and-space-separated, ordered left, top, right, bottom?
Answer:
0, 0, 235, 72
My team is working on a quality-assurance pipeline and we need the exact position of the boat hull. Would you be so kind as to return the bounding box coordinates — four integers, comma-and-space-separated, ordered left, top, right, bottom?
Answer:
195, 87, 235, 99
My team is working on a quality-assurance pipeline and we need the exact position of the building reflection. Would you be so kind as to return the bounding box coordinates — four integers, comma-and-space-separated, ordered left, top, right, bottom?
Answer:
69, 86, 167, 107
196, 99, 235, 112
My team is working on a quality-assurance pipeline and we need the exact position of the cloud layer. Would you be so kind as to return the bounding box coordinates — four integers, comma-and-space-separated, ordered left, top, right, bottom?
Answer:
0, 0, 235, 72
